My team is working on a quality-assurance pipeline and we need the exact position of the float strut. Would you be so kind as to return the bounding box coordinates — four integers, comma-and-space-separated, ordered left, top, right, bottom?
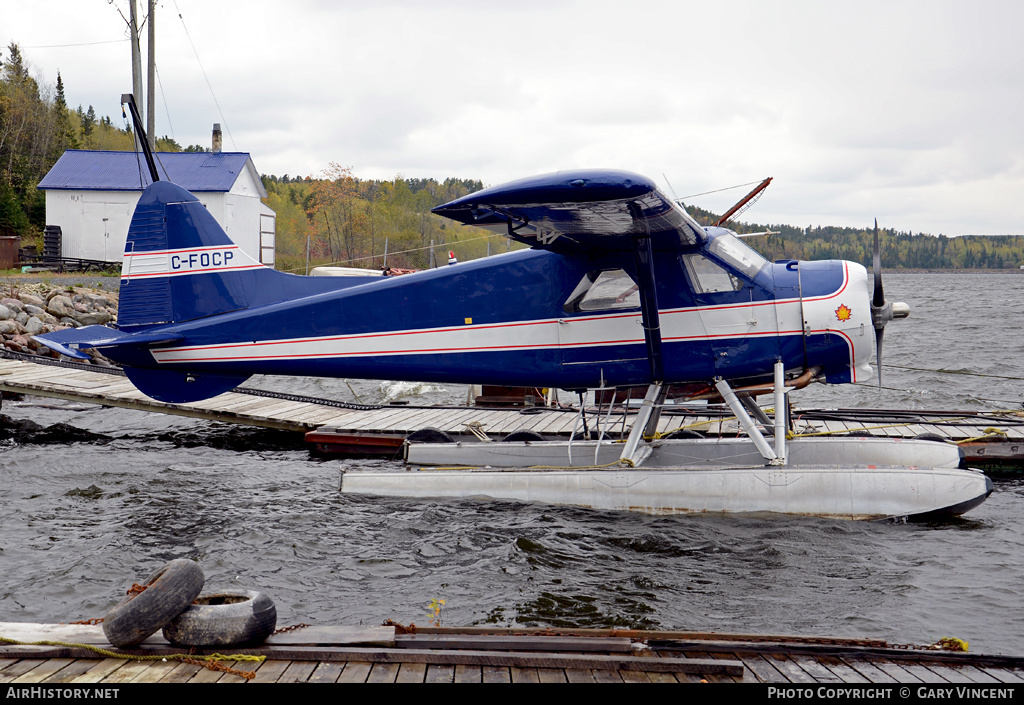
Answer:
714, 378, 780, 464
773, 360, 788, 465
619, 382, 663, 466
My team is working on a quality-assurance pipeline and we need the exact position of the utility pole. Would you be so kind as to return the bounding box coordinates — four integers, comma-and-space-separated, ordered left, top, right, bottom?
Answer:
128, 0, 144, 151
147, 0, 156, 149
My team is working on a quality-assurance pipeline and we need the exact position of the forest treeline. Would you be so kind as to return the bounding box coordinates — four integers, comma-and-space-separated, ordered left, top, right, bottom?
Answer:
686, 205, 1024, 271
3, 41, 1022, 272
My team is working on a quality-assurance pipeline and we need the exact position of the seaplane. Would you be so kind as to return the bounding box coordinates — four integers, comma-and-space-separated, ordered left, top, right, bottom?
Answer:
34, 95, 992, 521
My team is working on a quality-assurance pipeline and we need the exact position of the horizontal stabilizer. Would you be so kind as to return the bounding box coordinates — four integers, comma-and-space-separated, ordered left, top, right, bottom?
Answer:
34, 325, 184, 360
124, 367, 250, 403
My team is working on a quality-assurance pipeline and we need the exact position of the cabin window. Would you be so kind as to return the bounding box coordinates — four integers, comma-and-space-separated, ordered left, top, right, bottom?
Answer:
682, 254, 745, 293
563, 269, 640, 313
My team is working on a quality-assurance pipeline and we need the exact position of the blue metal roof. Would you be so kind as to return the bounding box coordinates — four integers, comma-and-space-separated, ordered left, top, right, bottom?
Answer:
38, 150, 258, 193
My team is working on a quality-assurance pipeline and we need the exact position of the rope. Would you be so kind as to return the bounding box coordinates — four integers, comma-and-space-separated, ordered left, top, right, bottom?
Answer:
955, 428, 1009, 444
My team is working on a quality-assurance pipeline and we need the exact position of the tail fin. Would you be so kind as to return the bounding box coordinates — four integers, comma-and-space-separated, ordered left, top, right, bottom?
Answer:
118, 181, 266, 328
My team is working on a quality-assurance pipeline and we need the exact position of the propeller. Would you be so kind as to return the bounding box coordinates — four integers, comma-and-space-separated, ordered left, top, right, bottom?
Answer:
870, 219, 910, 388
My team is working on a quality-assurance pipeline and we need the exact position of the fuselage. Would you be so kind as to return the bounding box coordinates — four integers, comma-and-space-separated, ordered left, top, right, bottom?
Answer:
107, 230, 873, 390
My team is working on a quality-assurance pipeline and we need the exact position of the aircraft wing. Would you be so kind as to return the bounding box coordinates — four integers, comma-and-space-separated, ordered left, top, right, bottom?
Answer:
432, 169, 706, 255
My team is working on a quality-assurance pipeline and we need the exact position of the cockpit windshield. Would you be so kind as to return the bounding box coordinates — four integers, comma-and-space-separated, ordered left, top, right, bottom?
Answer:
706, 231, 769, 281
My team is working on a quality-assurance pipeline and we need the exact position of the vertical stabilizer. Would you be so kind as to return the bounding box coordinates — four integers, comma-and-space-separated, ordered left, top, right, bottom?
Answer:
118, 181, 265, 328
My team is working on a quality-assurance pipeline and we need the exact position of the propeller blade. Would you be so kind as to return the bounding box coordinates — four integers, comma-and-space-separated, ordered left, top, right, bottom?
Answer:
874, 325, 884, 390
872, 219, 884, 308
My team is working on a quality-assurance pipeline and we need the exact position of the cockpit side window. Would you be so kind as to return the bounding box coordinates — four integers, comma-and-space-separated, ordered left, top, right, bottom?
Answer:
563, 269, 640, 313
682, 254, 745, 293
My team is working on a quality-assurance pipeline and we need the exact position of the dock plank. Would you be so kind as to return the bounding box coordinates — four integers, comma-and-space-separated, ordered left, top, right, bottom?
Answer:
336, 661, 372, 683
307, 661, 345, 683
10, 658, 76, 683
482, 665, 511, 683
395, 662, 427, 683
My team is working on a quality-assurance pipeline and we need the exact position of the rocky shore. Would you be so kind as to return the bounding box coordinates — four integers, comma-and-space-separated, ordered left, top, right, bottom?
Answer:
0, 283, 118, 366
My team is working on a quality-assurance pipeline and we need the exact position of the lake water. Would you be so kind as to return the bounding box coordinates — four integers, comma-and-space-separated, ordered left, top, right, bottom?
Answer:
1, 271, 1023, 654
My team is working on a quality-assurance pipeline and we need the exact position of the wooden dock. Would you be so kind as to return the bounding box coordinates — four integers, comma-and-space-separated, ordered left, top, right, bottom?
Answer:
2, 623, 1023, 684
0, 354, 1022, 466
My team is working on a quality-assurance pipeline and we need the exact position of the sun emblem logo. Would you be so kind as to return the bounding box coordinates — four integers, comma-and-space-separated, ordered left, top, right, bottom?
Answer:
835, 304, 852, 322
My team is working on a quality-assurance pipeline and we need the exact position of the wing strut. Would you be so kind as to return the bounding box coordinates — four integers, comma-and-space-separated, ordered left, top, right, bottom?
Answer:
629, 201, 664, 382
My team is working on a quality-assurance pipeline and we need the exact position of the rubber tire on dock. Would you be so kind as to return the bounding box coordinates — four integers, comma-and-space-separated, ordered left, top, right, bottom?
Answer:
405, 427, 454, 443
914, 433, 949, 443
162, 590, 277, 647
501, 430, 545, 443
103, 559, 205, 648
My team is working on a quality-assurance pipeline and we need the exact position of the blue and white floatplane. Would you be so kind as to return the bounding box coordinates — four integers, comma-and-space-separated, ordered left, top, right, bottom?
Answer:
35, 95, 991, 521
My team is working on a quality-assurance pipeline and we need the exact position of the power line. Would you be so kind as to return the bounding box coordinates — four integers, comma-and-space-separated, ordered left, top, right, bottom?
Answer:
23, 39, 129, 49
171, 0, 235, 150
678, 180, 765, 201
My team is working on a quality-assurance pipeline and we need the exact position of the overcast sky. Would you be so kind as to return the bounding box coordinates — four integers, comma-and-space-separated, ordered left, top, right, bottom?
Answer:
3, 0, 1022, 235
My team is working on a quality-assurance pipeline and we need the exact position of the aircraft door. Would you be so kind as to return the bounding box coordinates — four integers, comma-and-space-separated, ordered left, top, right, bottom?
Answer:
558, 268, 648, 384
773, 261, 807, 372
684, 253, 782, 379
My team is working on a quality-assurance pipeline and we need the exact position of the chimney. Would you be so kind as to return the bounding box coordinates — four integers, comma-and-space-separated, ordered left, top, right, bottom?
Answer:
212, 123, 222, 153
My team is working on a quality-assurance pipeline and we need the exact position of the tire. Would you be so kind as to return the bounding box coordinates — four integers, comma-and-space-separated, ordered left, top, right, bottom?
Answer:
405, 427, 454, 443
501, 430, 545, 443
162, 590, 277, 647
103, 559, 205, 648
914, 433, 949, 443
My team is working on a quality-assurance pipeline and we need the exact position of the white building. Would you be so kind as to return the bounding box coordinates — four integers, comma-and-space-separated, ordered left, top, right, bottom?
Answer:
37, 150, 276, 265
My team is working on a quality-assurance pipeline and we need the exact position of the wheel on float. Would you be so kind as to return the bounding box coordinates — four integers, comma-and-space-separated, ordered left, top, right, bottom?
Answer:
405, 427, 455, 443
102, 559, 205, 648
501, 430, 545, 443
162, 590, 277, 647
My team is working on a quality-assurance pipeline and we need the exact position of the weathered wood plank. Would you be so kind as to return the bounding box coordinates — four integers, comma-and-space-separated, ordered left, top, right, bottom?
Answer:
737, 653, 791, 683
366, 662, 400, 683
453, 664, 482, 683
812, 655, 871, 684
130, 659, 179, 683
395, 662, 427, 684
536, 667, 567, 683
307, 661, 345, 683
425, 664, 455, 683
873, 659, 924, 682
278, 660, 319, 684
765, 653, 817, 683
619, 669, 651, 683
96, 660, 154, 684
564, 668, 596, 683
248, 659, 292, 684
155, 661, 203, 684
336, 661, 372, 683
10, 658, 76, 683
482, 665, 511, 683
840, 657, 899, 683
509, 666, 540, 683
0, 660, 48, 683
